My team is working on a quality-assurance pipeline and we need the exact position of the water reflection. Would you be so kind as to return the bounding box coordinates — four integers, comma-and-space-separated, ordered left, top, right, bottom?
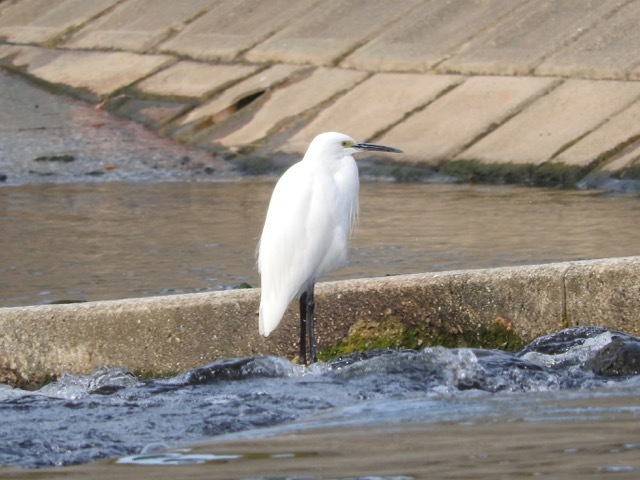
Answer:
0, 181, 638, 307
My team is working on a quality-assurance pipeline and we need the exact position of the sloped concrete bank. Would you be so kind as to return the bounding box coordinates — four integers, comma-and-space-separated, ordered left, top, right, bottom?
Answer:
0, 256, 638, 387
2, 1, 640, 189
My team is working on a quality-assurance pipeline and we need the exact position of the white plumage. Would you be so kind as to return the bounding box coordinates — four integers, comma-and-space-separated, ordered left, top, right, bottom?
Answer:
257, 132, 401, 363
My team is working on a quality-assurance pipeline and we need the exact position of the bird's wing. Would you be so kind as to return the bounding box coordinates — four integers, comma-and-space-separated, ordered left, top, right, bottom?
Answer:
258, 163, 343, 336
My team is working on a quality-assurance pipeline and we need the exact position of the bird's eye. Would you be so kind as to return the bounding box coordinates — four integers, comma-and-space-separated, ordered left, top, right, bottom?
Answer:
341, 140, 354, 148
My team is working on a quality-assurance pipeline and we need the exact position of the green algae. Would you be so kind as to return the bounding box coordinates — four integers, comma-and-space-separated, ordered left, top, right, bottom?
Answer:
319, 315, 527, 361
441, 159, 590, 188
617, 161, 640, 180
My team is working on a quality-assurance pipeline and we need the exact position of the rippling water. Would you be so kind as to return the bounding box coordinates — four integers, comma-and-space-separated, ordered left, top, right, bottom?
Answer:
1, 326, 640, 469
1, 181, 638, 307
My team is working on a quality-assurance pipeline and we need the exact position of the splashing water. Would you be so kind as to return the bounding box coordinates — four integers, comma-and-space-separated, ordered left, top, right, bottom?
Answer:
2, 327, 640, 469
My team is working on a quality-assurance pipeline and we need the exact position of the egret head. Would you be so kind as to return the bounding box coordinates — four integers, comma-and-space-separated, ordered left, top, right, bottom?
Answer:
306, 132, 402, 161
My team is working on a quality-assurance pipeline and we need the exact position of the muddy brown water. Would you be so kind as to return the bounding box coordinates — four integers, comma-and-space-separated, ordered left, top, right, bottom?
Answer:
1, 181, 639, 308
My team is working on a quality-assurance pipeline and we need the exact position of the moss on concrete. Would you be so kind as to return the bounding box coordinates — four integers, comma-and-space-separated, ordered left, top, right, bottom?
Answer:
0, 366, 57, 391
440, 159, 589, 188
232, 155, 284, 175
319, 315, 526, 361
358, 163, 438, 182
618, 162, 640, 180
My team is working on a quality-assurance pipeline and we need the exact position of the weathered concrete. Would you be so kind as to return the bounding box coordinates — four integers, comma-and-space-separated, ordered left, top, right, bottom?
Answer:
243, 0, 421, 66
1, 257, 638, 387
0, 0, 117, 44
156, 0, 319, 62
280, 73, 463, 155
379, 76, 559, 164
601, 147, 640, 174
134, 61, 259, 100
553, 100, 640, 167
61, 0, 216, 53
0, 44, 175, 101
214, 68, 367, 148
169, 64, 308, 144
2, 0, 640, 183
438, 1, 627, 76
342, 0, 528, 72
564, 257, 640, 335
459, 80, 640, 165
536, 1, 640, 80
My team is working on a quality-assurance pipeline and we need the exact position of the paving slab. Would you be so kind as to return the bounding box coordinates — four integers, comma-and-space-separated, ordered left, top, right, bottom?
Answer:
280, 73, 463, 155
62, 0, 216, 52
378, 76, 558, 164
168, 64, 307, 141
537, 1, 640, 80
600, 145, 640, 174
553, 99, 640, 166
459, 80, 640, 165
342, 0, 527, 72
111, 98, 193, 130
244, 0, 421, 66
157, 0, 319, 61
439, 0, 627, 77
215, 68, 368, 148
135, 61, 259, 99
0, 45, 175, 100
0, 0, 117, 44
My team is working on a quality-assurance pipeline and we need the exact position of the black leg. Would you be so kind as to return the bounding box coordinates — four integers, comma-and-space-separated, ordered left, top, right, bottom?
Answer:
299, 291, 308, 364
306, 284, 316, 364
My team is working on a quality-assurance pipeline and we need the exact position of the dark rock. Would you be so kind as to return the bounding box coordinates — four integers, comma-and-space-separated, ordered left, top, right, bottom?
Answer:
518, 326, 612, 356
588, 338, 640, 376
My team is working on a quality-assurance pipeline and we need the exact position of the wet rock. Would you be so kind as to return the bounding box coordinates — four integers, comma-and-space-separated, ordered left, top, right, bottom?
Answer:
588, 337, 640, 376
518, 326, 613, 356
171, 356, 295, 386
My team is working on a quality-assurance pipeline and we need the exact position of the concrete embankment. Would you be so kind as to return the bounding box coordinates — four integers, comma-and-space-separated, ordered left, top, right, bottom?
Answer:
1, 256, 638, 387
1, 1, 640, 188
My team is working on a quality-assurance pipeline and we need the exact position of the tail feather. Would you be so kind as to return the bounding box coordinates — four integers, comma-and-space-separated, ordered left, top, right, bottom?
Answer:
259, 289, 295, 337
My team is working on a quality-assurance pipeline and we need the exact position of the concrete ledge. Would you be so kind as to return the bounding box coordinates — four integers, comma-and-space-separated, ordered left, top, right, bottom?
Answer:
1, 257, 639, 386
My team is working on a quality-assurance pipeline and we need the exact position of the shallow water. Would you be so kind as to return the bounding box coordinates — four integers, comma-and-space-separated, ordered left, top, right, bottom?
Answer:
1, 181, 638, 307
1, 326, 640, 471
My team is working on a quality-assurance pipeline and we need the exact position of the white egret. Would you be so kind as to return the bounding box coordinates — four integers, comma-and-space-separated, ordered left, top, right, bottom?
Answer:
258, 132, 402, 364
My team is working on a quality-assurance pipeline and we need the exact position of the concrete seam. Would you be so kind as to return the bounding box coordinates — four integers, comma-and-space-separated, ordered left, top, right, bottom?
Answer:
369, 76, 467, 143
560, 263, 573, 327
430, 0, 532, 72
45, 0, 128, 49
529, 0, 636, 76
547, 89, 640, 163
235, 0, 327, 63
333, 1, 426, 69
148, 8, 212, 55
454, 77, 565, 163
259, 70, 375, 147
265, 71, 377, 150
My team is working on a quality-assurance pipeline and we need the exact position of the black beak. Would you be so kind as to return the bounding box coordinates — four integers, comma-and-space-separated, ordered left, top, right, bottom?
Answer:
354, 142, 402, 153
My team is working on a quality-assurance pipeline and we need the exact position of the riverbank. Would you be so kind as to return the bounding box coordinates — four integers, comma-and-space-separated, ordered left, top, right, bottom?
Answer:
1, 1, 640, 189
